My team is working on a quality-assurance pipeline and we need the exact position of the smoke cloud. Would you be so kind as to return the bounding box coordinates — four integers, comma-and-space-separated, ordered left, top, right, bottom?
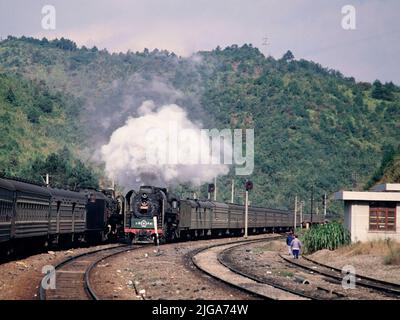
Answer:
101, 100, 230, 190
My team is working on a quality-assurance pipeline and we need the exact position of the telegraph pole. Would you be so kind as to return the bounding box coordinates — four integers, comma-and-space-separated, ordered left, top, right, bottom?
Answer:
310, 185, 314, 223
208, 183, 215, 201
231, 179, 235, 203
214, 177, 217, 201
244, 190, 249, 239
300, 201, 304, 228
294, 196, 298, 231
244, 181, 253, 239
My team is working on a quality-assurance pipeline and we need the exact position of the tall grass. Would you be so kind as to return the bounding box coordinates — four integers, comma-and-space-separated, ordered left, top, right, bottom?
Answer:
384, 240, 400, 265
301, 221, 351, 254
335, 238, 400, 265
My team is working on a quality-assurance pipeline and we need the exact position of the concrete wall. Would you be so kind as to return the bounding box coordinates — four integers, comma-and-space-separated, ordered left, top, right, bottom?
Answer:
344, 201, 400, 242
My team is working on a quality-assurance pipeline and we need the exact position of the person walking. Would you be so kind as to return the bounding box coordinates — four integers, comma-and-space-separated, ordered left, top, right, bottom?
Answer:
286, 232, 294, 256
290, 235, 302, 259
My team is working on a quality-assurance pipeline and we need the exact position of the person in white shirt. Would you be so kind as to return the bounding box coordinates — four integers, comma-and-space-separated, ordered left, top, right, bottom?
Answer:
290, 235, 302, 259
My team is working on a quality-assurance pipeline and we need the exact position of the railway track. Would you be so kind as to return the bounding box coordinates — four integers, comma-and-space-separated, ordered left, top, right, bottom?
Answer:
192, 237, 395, 300
189, 236, 311, 300
218, 242, 331, 300
280, 254, 400, 299
39, 244, 138, 300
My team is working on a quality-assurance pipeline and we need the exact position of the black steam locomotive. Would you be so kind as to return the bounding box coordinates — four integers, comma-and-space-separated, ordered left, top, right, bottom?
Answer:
124, 186, 323, 244
0, 176, 124, 256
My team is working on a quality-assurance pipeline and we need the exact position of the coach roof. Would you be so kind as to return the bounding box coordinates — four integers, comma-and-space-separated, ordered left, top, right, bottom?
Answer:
7, 179, 51, 198
49, 188, 87, 201
0, 178, 16, 191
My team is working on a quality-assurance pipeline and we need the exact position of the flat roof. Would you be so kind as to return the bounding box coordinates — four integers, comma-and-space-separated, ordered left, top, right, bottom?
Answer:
335, 191, 400, 202
371, 183, 400, 192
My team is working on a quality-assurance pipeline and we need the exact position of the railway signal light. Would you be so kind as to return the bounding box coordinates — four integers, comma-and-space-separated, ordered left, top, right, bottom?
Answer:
245, 180, 253, 191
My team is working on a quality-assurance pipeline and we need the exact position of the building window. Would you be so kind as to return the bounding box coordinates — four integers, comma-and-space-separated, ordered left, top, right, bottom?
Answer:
369, 202, 396, 231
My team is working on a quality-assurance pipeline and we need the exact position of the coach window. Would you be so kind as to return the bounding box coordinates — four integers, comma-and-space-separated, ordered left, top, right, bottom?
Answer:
27, 203, 30, 220
0, 201, 4, 222
369, 202, 396, 231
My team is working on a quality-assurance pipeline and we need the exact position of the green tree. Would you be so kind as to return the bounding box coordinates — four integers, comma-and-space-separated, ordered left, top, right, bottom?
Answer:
281, 50, 295, 62
5, 87, 17, 105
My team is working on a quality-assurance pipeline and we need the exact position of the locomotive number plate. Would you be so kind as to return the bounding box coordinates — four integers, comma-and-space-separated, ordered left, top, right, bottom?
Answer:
132, 218, 154, 229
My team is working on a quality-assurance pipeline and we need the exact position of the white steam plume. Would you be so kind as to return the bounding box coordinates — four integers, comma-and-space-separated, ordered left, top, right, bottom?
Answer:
101, 101, 230, 190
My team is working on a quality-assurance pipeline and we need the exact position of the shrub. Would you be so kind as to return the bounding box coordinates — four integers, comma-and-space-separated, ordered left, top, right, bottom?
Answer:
301, 221, 351, 254
384, 242, 400, 265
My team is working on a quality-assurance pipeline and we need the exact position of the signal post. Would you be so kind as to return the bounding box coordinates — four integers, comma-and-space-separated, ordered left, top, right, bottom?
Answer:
244, 181, 253, 239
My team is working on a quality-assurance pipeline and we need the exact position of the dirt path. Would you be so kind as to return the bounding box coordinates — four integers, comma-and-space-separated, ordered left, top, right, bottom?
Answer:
309, 246, 400, 285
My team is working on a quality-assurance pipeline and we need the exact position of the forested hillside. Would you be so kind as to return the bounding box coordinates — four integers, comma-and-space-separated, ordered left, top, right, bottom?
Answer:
366, 145, 400, 188
0, 36, 399, 211
0, 73, 98, 189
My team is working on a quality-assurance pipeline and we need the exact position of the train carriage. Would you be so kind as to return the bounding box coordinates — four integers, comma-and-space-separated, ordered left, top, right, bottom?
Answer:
171, 198, 295, 241
250, 206, 267, 229
0, 179, 15, 244
48, 188, 87, 243
210, 202, 228, 232
192, 200, 213, 231
227, 203, 245, 229
0, 176, 124, 255
10, 180, 51, 239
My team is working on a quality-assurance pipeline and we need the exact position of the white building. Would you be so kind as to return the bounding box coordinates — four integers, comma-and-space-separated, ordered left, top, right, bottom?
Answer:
335, 184, 400, 242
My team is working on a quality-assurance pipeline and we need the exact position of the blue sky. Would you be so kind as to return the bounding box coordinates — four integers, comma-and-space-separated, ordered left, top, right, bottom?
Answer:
0, 0, 399, 83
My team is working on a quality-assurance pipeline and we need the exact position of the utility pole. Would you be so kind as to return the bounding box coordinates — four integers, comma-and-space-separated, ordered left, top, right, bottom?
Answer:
208, 183, 215, 201
45, 174, 49, 187
310, 185, 314, 223
214, 177, 217, 201
244, 181, 253, 239
352, 172, 358, 190
231, 179, 235, 203
294, 195, 297, 231
244, 190, 249, 239
300, 201, 304, 228
323, 193, 327, 216
262, 36, 269, 56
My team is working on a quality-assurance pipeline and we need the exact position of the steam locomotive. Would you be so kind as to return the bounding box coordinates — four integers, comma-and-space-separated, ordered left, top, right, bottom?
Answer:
124, 186, 323, 244
0, 176, 124, 256
124, 186, 179, 243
